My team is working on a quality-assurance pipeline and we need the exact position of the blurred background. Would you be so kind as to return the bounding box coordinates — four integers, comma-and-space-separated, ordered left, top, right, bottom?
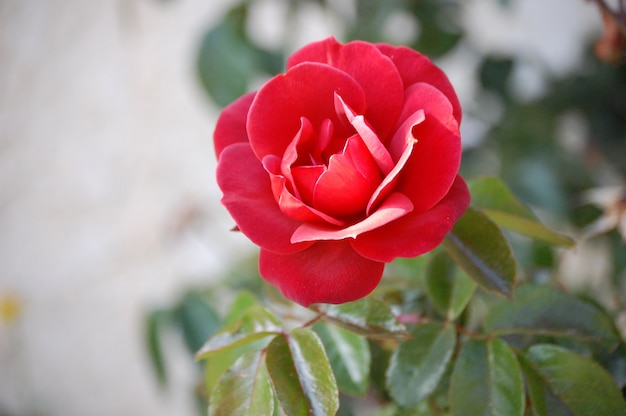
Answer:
0, 0, 623, 415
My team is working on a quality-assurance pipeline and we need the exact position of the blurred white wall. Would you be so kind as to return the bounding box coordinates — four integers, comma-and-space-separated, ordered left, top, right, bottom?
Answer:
0, 0, 602, 415
0, 0, 253, 415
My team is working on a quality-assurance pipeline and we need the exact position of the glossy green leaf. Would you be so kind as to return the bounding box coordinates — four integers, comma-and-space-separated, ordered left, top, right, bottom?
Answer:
145, 309, 171, 386
469, 177, 574, 247
449, 338, 524, 416
425, 251, 477, 320
444, 206, 517, 299
266, 334, 309, 416
196, 306, 281, 360
176, 291, 221, 353
523, 344, 626, 416
208, 350, 274, 416
484, 285, 620, 348
266, 329, 339, 416
314, 321, 371, 396
386, 323, 456, 407
203, 335, 277, 395
320, 298, 409, 339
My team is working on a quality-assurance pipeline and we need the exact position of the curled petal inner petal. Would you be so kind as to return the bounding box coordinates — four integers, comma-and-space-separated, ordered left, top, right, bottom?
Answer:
291, 192, 413, 243
366, 110, 423, 215
312, 135, 382, 217
334, 93, 394, 175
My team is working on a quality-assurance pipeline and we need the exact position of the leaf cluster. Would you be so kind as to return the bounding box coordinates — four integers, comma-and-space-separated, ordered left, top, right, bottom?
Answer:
147, 178, 626, 415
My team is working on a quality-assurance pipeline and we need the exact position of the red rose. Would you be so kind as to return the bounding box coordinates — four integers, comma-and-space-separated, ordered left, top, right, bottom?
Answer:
214, 37, 470, 306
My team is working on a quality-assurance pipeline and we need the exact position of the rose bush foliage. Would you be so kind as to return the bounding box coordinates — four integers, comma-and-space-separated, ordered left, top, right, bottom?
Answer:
214, 37, 470, 306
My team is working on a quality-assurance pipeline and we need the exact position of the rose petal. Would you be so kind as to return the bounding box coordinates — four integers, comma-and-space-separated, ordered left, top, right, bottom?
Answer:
291, 192, 413, 243
213, 92, 255, 158
397, 114, 461, 212
288, 37, 405, 138
351, 176, 470, 262
366, 110, 423, 215
312, 135, 382, 217
263, 154, 345, 226
334, 93, 394, 174
292, 165, 325, 206
259, 241, 385, 306
217, 143, 313, 254
398, 82, 458, 134
247, 62, 366, 160
377, 43, 462, 125
280, 117, 316, 198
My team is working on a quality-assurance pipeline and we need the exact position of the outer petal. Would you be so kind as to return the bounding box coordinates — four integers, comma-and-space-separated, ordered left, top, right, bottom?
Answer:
288, 37, 405, 138
377, 43, 462, 125
259, 240, 384, 306
213, 92, 255, 158
217, 143, 313, 254
247, 62, 366, 160
351, 176, 470, 263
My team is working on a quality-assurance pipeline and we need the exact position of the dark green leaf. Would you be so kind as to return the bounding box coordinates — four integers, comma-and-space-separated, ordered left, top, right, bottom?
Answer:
266, 329, 339, 416
523, 344, 626, 416
483, 285, 620, 348
425, 252, 477, 320
469, 177, 575, 247
208, 350, 274, 416
449, 338, 524, 416
444, 206, 517, 299
197, 5, 283, 107
176, 291, 221, 353
266, 334, 309, 416
145, 309, 171, 386
197, 6, 252, 107
479, 56, 514, 98
196, 305, 280, 360
321, 298, 408, 339
517, 352, 574, 416
314, 321, 371, 396
386, 323, 456, 407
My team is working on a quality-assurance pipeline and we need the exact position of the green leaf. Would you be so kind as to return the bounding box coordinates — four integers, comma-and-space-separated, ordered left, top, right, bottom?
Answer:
197, 5, 252, 107
444, 206, 517, 299
320, 298, 409, 339
517, 352, 573, 416
145, 309, 171, 386
522, 344, 626, 416
314, 321, 371, 397
449, 338, 524, 416
176, 291, 221, 353
266, 329, 339, 416
386, 323, 456, 407
196, 4, 283, 107
483, 285, 620, 348
196, 305, 281, 360
208, 350, 274, 416
203, 335, 277, 395
425, 251, 477, 320
469, 177, 574, 247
